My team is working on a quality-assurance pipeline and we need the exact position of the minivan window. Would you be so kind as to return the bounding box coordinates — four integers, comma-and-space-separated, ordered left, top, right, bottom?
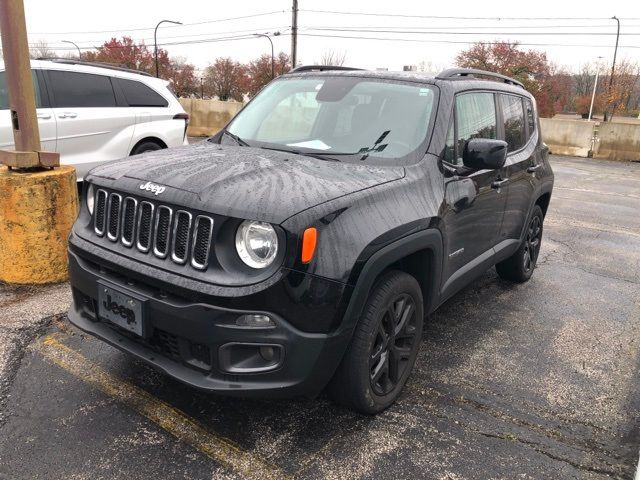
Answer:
227, 77, 437, 165
48, 70, 116, 108
0, 71, 42, 109
501, 94, 526, 152
118, 78, 168, 107
453, 92, 497, 165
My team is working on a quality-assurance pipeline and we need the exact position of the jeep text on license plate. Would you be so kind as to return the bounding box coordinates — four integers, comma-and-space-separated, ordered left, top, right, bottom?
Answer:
97, 283, 144, 336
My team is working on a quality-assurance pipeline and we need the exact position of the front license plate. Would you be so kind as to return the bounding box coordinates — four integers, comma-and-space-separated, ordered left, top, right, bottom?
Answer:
97, 283, 145, 336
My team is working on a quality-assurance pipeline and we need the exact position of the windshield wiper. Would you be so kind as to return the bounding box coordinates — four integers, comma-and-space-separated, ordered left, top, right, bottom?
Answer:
222, 130, 250, 147
309, 130, 391, 161
260, 145, 341, 162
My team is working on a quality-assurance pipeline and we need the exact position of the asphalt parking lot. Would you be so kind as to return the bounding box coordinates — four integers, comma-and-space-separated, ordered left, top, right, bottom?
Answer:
0, 155, 638, 479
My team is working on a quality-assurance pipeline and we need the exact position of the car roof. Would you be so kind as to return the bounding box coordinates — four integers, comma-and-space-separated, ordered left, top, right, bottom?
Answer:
284, 67, 533, 98
0, 59, 168, 87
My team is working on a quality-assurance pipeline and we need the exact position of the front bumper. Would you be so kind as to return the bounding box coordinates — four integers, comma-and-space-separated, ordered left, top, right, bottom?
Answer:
68, 249, 354, 398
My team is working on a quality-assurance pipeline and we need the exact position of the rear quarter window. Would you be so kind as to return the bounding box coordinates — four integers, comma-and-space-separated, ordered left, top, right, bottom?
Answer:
500, 94, 526, 152
117, 79, 168, 107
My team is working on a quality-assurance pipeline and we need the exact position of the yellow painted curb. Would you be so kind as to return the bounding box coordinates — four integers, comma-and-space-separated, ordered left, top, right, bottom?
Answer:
0, 165, 78, 284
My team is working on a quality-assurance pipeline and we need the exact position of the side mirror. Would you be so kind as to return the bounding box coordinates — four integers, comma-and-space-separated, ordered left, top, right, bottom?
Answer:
462, 139, 508, 170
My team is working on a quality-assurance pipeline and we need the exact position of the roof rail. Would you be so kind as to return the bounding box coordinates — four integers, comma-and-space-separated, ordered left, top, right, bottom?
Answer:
37, 58, 153, 77
288, 65, 364, 74
436, 68, 524, 88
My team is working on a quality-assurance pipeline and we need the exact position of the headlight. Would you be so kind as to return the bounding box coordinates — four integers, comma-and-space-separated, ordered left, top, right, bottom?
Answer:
86, 183, 95, 215
235, 220, 278, 269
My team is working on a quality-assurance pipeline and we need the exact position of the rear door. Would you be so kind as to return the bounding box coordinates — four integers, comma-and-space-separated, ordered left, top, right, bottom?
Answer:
45, 69, 136, 179
0, 69, 56, 151
496, 94, 537, 247
440, 91, 508, 298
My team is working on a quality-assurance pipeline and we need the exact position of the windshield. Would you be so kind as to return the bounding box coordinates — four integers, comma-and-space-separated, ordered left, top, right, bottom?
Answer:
225, 76, 437, 164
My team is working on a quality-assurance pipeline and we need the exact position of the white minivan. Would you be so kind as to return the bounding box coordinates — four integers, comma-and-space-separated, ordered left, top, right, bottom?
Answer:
0, 59, 189, 180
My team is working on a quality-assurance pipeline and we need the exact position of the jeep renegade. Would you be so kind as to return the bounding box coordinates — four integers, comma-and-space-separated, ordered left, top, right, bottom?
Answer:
68, 66, 554, 414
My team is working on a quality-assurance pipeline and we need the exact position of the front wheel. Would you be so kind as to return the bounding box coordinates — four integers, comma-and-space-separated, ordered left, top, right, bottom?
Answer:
496, 205, 544, 283
329, 270, 424, 414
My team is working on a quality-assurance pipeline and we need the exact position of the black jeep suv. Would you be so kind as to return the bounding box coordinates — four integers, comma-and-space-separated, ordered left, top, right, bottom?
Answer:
68, 66, 553, 413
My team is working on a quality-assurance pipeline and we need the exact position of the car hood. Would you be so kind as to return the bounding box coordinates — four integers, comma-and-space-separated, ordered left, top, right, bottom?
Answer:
88, 141, 405, 224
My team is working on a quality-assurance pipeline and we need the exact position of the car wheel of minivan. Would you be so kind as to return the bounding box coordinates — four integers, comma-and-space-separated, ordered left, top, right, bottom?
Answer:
496, 205, 544, 283
131, 141, 163, 155
329, 270, 423, 414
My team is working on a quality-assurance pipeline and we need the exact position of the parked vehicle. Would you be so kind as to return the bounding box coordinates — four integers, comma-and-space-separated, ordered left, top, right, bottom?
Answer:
0, 59, 189, 180
67, 66, 553, 414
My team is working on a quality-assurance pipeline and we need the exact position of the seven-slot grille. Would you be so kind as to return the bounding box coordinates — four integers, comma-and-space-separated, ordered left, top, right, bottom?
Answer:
93, 189, 214, 270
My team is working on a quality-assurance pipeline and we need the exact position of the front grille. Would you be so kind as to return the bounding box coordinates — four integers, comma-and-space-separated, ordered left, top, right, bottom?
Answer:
92, 189, 214, 271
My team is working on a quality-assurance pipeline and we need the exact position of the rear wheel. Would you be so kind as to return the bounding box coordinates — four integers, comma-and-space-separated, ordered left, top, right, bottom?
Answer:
496, 205, 544, 283
329, 270, 423, 414
131, 140, 163, 155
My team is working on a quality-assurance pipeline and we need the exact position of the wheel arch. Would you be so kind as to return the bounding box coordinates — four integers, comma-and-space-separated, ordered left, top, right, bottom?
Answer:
340, 228, 443, 338
129, 136, 168, 155
535, 191, 552, 217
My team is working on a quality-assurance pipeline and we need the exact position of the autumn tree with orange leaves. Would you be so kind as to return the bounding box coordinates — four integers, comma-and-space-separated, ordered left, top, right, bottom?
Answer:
456, 42, 565, 117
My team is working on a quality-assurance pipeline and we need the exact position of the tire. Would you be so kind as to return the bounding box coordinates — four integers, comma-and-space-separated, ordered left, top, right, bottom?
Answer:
496, 205, 544, 283
131, 140, 163, 155
329, 270, 424, 414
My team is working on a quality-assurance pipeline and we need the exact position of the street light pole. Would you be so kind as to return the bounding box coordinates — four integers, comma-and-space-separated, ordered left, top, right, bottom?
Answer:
588, 56, 605, 122
62, 40, 81, 59
154, 19, 181, 78
254, 32, 280, 78
606, 16, 620, 122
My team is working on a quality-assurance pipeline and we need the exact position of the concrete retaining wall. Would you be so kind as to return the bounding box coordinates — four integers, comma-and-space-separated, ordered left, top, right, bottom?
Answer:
597, 122, 640, 162
178, 98, 244, 137
540, 118, 640, 161
539, 118, 595, 157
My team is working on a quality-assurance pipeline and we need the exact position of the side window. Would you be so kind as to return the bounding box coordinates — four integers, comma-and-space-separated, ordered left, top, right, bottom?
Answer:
0, 71, 42, 109
500, 94, 526, 152
118, 78, 168, 107
48, 70, 116, 108
525, 98, 536, 138
452, 92, 497, 165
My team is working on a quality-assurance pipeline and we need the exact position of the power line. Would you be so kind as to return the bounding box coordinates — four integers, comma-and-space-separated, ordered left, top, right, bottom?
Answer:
300, 8, 639, 21
305, 27, 640, 36
297, 32, 640, 49
35, 26, 290, 47
29, 11, 286, 35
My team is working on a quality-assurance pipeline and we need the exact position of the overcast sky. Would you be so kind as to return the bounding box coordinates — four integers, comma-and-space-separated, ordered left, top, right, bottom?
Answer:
23, 0, 640, 73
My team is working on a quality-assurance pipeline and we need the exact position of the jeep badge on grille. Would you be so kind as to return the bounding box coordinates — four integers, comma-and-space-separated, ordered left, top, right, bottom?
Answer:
139, 181, 166, 195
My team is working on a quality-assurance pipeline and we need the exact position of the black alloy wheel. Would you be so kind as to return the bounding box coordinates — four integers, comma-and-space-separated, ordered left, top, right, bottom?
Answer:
329, 270, 424, 414
370, 293, 418, 396
496, 204, 545, 283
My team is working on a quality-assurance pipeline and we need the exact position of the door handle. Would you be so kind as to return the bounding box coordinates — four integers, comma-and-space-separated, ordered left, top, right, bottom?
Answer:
491, 178, 509, 189
36, 113, 51, 120
527, 164, 542, 173
58, 112, 77, 119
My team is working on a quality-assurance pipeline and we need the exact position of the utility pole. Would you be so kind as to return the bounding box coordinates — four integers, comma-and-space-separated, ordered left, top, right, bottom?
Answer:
606, 16, 620, 122
291, 0, 298, 68
0, 0, 78, 284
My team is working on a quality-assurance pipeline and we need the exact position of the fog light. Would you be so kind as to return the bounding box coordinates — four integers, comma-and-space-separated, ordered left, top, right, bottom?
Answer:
259, 346, 275, 361
236, 314, 275, 328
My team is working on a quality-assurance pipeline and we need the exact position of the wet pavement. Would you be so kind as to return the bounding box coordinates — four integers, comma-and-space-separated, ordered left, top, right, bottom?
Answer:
0, 155, 638, 479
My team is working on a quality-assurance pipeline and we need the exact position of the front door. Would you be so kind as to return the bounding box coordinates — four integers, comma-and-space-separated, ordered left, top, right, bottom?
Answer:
0, 69, 56, 152
440, 91, 507, 299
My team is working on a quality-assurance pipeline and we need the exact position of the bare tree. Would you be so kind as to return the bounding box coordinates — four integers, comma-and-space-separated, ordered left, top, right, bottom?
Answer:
29, 40, 55, 59
319, 50, 347, 66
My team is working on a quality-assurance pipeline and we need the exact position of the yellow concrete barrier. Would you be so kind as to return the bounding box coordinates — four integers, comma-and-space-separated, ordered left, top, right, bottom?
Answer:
0, 166, 78, 284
